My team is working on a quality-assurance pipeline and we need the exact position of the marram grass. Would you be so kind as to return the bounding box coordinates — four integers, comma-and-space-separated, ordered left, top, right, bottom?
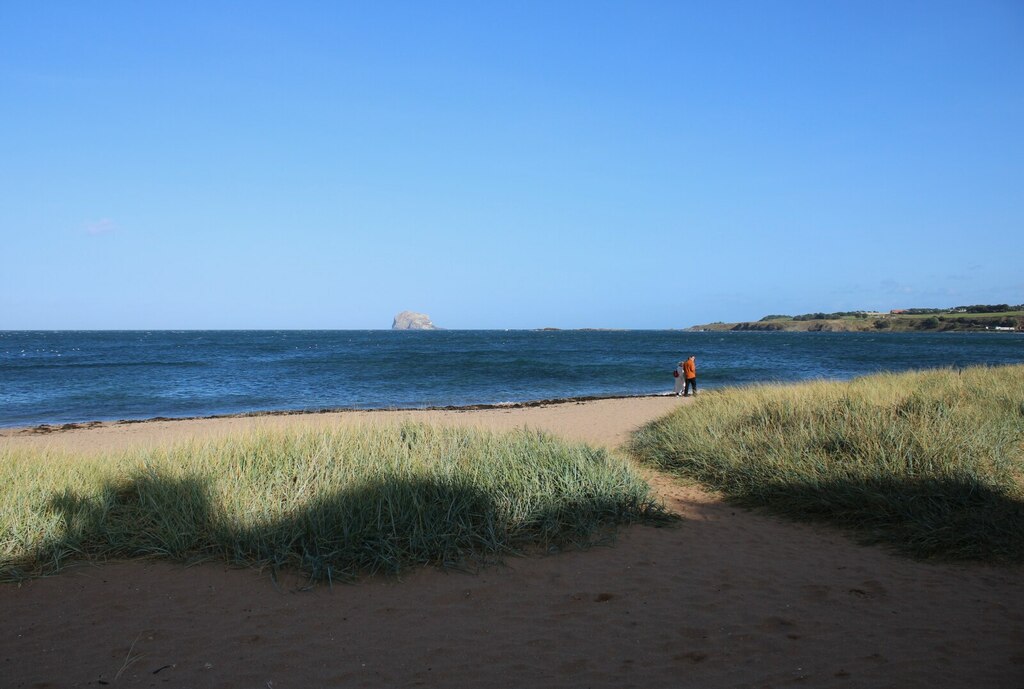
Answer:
628, 364, 1024, 562
0, 423, 670, 582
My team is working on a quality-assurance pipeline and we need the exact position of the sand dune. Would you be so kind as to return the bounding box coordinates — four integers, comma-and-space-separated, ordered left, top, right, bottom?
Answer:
2, 397, 1022, 688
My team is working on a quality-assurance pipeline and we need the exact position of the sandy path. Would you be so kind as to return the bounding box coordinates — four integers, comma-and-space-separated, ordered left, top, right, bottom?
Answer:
2, 398, 1022, 688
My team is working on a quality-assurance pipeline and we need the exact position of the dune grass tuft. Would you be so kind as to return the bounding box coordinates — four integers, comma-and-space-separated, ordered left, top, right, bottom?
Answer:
0, 423, 670, 582
628, 365, 1024, 562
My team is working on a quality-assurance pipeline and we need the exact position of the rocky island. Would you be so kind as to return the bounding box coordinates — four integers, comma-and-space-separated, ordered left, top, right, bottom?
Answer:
392, 311, 441, 330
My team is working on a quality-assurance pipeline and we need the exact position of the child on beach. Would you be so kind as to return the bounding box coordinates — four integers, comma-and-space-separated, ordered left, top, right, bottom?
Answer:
673, 361, 686, 396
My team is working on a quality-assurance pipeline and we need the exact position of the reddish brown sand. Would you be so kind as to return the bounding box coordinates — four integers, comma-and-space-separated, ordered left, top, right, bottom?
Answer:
2, 398, 1022, 688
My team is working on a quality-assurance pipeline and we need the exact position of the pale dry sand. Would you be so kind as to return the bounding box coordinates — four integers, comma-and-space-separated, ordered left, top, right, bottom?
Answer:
2, 397, 1022, 688
0, 395, 682, 456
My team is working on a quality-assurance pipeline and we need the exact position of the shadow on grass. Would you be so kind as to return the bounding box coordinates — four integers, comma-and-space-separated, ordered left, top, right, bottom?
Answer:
4, 468, 670, 582
731, 475, 1024, 562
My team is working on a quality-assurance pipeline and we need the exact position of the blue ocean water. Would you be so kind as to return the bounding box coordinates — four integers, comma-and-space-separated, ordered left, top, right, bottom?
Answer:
1, 330, 1022, 428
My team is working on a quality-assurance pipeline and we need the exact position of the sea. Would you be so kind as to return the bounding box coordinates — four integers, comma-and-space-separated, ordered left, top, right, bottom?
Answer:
1, 330, 1022, 428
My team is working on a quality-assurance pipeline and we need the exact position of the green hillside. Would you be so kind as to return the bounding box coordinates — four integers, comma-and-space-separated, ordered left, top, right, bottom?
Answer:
692, 305, 1024, 333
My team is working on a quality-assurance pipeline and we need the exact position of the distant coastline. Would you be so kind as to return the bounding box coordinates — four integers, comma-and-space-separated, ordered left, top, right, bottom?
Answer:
534, 327, 630, 332
690, 304, 1024, 333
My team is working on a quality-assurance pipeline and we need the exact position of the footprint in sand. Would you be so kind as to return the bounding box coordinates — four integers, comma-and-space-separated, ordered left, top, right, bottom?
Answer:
757, 616, 797, 632
848, 580, 888, 599
799, 584, 831, 602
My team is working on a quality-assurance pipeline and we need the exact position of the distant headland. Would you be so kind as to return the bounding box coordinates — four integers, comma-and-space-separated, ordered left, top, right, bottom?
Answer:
534, 327, 629, 332
690, 303, 1024, 333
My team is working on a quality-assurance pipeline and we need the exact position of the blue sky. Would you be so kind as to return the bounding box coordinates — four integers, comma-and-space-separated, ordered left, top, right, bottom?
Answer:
2, 1, 1021, 329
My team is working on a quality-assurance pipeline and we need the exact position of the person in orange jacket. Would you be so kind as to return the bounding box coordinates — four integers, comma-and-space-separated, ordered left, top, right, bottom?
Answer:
682, 355, 697, 396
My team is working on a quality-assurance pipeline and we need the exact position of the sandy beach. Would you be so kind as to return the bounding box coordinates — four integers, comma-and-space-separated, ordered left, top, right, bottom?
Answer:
2, 397, 1022, 688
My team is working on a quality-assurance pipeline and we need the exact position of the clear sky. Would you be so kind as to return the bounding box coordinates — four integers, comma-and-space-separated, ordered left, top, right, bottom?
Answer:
2, 1, 1022, 329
